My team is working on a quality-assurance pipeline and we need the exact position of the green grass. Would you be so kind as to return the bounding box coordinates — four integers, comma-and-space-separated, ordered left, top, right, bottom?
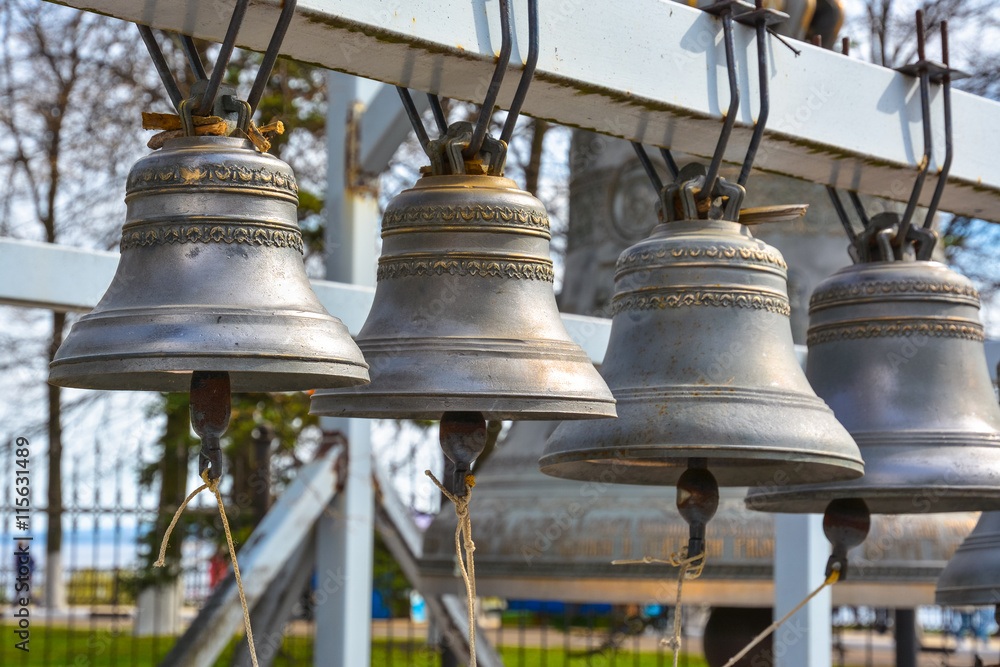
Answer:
0, 625, 708, 666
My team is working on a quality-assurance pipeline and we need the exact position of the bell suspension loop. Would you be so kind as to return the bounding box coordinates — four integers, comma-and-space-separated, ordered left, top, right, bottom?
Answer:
826, 15, 964, 263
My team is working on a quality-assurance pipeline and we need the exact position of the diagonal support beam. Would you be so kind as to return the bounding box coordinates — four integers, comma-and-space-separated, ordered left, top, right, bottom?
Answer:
43, 0, 1000, 222
158, 445, 344, 667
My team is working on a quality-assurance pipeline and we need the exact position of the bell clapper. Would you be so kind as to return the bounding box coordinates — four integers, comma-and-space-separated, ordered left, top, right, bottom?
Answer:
425, 411, 493, 667
190, 371, 233, 482
822, 498, 872, 580
676, 462, 720, 565
439, 412, 488, 496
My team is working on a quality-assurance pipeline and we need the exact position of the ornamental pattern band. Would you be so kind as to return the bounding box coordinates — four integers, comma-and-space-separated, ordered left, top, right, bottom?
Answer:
121, 223, 304, 253
381, 204, 549, 232
377, 257, 554, 281
616, 244, 787, 272
807, 318, 985, 345
612, 289, 791, 316
810, 279, 980, 308
127, 163, 298, 195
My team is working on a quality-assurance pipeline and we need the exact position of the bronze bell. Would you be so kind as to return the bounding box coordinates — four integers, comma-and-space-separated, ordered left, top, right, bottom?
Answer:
49, 135, 369, 392
936, 512, 1000, 606
746, 259, 1000, 513
310, 122, 615, 420
539, 173, 863, 487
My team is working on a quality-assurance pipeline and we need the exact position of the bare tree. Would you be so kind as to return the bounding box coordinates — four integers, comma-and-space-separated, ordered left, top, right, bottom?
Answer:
0, 0, 163, 607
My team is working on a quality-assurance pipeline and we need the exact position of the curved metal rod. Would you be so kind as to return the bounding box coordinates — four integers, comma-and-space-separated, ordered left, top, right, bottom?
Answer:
499, 0, 539, 145
632, 142, 664, 194
847, 191, 871, 228
137, 25, 184, 110
246, 0, 298, 115
896, 10, 932, 243
396, 86, 431, 148
428, 94, 449, 134
826, 186, 858, 244
194, 0, 250, 116
737, 17, 769, 187
659, 147, 679, 181
463, 0, 513, 158
180, 35, 208, 81
923, 21, 953, 230
702, 11, 740, 201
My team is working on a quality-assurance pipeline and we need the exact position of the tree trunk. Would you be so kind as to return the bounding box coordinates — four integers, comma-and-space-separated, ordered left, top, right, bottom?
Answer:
252, 425, 273, 523
44, 311, 65, 609
158, 399, 191, 571
524, 119, 549, 197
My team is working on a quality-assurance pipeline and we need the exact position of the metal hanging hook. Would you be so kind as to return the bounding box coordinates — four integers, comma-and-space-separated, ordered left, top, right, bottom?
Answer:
734, 1, 786, 187
428, 94, 449, 135
137, 25, 184, 110
922, 21, 967, 230
825, 186, 859, 247
894, 10, 934, 245
831, 12, 967, 261
659, 147, 680, 181
700, 1, 748, 202
396, 87, 432, 149
246, 0, 298, 116
180, 35, 208, 81
464, 0, 514, 159
137, 0, 297, 119
631, 142, 665, 194
499, 0, 539, 146
194, 0, 250, 116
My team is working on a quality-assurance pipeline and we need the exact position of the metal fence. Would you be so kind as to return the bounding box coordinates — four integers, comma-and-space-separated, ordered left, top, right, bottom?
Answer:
0, 434, 997, 667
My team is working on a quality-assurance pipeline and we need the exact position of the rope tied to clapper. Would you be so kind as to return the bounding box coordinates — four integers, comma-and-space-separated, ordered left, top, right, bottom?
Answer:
426, 469, 479, 667
613, 548, 707, 667
719, 566, 840, 667
155, 468, 259, 667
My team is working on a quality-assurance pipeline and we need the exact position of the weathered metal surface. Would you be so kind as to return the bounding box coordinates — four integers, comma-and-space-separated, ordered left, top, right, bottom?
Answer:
420, 421, 976, 606
540, 218, 862, 487
311, 173, 616, 420
746, 260, 1000, 513
936, 511, 1000, 606
48, 136, 369, 392
44, 0, 1000, 222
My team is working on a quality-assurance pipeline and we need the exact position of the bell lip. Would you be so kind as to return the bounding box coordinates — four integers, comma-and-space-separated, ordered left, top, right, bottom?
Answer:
743, 488, 1000, 515
309, 393, 617, 421
48, 357, 370, 393
537, 447, 864, 488
934, 588, 999, 607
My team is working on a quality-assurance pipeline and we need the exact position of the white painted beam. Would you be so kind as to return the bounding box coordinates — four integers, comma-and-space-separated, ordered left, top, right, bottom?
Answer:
774, 514, 832, 667
45, 0, 1000, 222
359, 82, 428, 176
0, 238, 118, 313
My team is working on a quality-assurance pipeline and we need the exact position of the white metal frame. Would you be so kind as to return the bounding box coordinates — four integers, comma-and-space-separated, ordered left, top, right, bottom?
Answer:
46, 0, 1000, 223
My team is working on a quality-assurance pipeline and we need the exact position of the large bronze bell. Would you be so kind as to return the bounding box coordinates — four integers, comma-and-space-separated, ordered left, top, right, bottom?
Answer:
936, 512, 1000, 606
310, 123, 615, 420
49, 135, 369, 392
746, 259, 1000, 513
539, 174, 863, 487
